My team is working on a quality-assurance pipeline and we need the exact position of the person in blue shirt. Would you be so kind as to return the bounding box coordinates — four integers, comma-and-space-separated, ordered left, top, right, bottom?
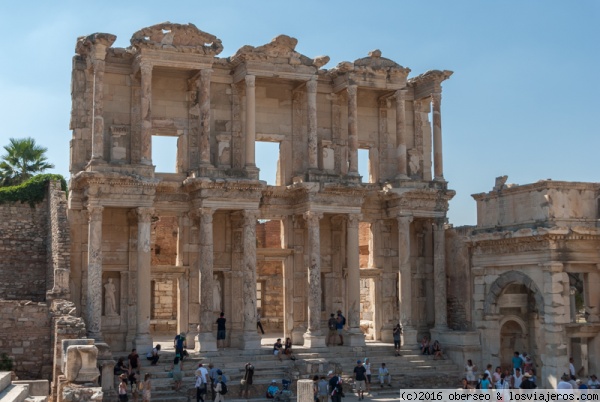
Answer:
512, 351, 522, 375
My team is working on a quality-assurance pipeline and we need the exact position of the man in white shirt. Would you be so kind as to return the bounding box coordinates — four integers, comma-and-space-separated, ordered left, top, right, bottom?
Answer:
569, 358, 576, 377
557, 373, 574, 394
195, 363, 209, 402
588, 374, 600, 389
512, 368, 523, 389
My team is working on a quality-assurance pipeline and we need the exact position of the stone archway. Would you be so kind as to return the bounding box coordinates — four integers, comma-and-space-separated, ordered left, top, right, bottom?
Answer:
500, 318, 527, 369
484, 271, 545, 316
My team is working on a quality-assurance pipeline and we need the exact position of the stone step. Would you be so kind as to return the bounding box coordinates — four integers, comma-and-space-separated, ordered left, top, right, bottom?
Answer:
0, 373, 10, 394
0, 384, 29, 402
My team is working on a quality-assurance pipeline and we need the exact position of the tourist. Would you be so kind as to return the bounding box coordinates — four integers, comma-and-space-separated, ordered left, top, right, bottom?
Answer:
146, 344, 161, 365
119, 374, 129, 402
257, 309, 265, 335
496, 374, 510, 400
492, 366, 501, 388
208, 363, 217, 400
142, 373, 151, 402
312, 375, 319, 402
274, 338, 283, 361
378, 363, 391, 387
569, 357, 576, 377
114, 357, 127, 376
432, 340, 443, 360
284, 337, 296, 360
327, 313, 338, 346
512, 351, 523, 375
420, 337, 430, 355
317, 375, 329, 402
460, 377, 473, 391
216, 312, 226, 349
393, 324, 402, 356
353, 360, 367, 400
195, 363, 209, 402
214, 375, 226, 402
266, 380, 280, 398
588, 374, 600, 389
512, 368, 523, 389
128, 349, 140, 374
577, 379, 588, 392
528, 368, 537, 385
174, 332, 187, 361
523, 353, 533, 372
171, 356, 183, 392
465, 359, 477, 386
363, 357, 372, 392
328, 371, 343, 402
240, 362, 254, 399
336, 310, 346, 346
557, 373, 574, 393
479, 373, 491, 391
569, 375, 578, 390
128, 371, 139, 394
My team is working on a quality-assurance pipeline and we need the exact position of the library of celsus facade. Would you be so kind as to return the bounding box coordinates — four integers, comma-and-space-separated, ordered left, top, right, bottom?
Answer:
67, 22, 455, 354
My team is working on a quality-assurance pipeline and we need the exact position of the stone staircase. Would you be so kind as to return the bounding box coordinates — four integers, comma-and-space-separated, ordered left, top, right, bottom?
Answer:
0, 372, 48, 402
114, 339, 462, 402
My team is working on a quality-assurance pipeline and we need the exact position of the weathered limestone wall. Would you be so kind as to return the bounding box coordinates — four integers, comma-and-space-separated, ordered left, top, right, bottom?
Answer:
256, 220, 281, 248
445, 226, 473, 330
257, 260, 284, 330
152, 216, 178, 265
0, 300, 52, 380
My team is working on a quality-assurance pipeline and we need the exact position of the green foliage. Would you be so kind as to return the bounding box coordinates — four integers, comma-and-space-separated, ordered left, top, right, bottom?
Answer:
0, 353, 13, 371
0, 174, 67, 206
0, 137, 55, 186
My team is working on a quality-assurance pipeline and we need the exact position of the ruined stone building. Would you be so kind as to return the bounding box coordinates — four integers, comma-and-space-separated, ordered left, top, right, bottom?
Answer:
67, 22, 454, 355
2, 22, 599, 393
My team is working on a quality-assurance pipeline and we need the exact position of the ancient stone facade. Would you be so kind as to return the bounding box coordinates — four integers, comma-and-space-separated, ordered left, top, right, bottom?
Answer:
444, 179, 600, 388
67, 22, 454, 353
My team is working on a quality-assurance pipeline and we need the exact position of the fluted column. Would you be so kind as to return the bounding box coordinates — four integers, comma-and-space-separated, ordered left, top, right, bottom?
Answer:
241, 210, 261, 349
134, 207, 154, 354
303, 211, 326, 347
433, 219, 447, 329
86, 205, 104, 341
432, 92, 444, 181
397, 214, 416, 343
140, 62, 153, 165
196, 208, 217, 352
91, 53, 107, 162
346, 213, 366, 346
307, 77, 318, 169
198, 69, 213, 167
395, 89, 408, 179
347, 85, 359, 175
245, 75, 256, 167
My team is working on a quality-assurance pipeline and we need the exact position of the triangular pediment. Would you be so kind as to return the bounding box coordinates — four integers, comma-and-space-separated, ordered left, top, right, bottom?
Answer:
130, 22, 223, 56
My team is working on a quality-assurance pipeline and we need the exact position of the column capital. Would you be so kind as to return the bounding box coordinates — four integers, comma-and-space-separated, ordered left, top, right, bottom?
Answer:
197, 207, 214, 222
395, 88, 409, 101
139, 61, 153, 75
200, 68, 214, 79
431, 92, 442, 106
306, 77, 318, 93
136, 207, 155, 223
245, 74, 256, 88
87, 205, 104, 222
396, 214, 413, 225
347, 213, 362, 228
303, 211, 323, 227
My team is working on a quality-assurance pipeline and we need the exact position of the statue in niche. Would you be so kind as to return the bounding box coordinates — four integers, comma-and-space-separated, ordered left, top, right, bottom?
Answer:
213, 274, 222, 312
104, 278, 118, 316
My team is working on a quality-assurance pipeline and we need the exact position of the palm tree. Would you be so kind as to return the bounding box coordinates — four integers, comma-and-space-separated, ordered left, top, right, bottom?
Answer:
0, 137, 55, 186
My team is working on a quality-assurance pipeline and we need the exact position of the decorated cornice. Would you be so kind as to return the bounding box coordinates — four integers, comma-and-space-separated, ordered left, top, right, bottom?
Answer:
469, 226, 600, 247
408, 69, 453, 87
70, 171, 159, 191
472, 180, 600, 201
182, 177, 266, 193
75, 33, 117, 57
329, 49, 410, 79
229, 34, 329, 68
130, 22, 223, 56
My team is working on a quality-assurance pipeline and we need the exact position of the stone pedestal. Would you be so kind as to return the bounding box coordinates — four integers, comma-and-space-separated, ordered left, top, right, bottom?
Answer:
297, 379, 314, 402
195, 332, 217, 352
401, 327, 418, 348
240, 331, 261, 350
346, 329, 366, 347
303, 333, 327, 348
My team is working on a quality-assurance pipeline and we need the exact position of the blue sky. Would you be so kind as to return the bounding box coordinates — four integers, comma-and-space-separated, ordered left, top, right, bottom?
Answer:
0, 1, 598, 225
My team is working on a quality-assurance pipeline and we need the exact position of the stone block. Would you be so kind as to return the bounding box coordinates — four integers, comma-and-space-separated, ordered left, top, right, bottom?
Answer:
65, 345, 99, 383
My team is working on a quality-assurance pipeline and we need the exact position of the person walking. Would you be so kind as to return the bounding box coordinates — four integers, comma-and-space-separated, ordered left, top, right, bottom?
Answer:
354, 360, 367, 400
240, 362, 254, 399
317, 376, 329, 402
363, 357, 372, 392
171, 356, 184, 392
128, 349, 140, 375
142, 373, 151, 402
393, 324, 402, 356
216, 312, 227, 349
195, 363, 209, 402
214, 375, 226, 402
118, 374, 129, 402
328, 371, 343, 402
174, 332, 187, 361
257, 309, 265, 335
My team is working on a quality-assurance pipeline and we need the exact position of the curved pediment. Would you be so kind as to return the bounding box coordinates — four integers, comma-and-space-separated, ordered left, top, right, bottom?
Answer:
230, 34, 329, 68
330, 49, 410, 78
130, 22, 223, 56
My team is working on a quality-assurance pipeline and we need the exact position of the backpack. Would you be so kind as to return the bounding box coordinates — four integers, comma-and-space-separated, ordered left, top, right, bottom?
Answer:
219, 381, 228, 395
341, 315, 346, 326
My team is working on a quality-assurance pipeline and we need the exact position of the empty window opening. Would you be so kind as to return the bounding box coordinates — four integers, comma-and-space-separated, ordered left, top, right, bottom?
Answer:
358, 148, 372, 183
152, 136, 178, 173
256, 141, 281, 185
256, 219, 283, 249
359, 221, 372, 268
257, 281, 264, 309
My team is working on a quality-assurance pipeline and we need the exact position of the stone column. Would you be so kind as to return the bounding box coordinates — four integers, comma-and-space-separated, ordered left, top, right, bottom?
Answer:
245, 75, 256, 168
307, 77, 318, 170
86, 205, 104, 341
347, 85, 359, 176
397, 214, 416, 343
346, 213, 366, 346
177, 273, 189, 337
198, 69, 213, 167
433, 219, 447, 329
395, 89, 408, 179
91, 48, 107, 163
431, 92, 444, 181
585, 270, 600, 323
134, 207, 154, 354
241, 210, 261, 349
140, 62, 153, 165
303, 211, 326, 347
196, 208, 217, 352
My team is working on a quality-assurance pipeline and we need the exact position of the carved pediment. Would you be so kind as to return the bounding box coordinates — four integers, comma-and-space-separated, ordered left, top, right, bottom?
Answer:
330, 49, 410, 78
75, 33, 117, 56
130, 22, 223, 56
408, 69, 453, 86
230, 34, 329, 68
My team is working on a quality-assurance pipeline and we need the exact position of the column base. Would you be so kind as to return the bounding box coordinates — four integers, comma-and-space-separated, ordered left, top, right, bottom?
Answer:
395, 173, 409, 180
303, 332, 327, 348
134, 333, 153, 355
346, 329, 366, 347
195, 332, 217, 352
401, 327, 418, 348
380, 327, 393, 343
240, 331, 262, 350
